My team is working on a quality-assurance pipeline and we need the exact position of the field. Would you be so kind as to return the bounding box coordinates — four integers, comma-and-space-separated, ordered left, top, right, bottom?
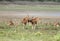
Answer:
0, 5, 60, 11
0, 19, 60, 41
0, 5, 60, 41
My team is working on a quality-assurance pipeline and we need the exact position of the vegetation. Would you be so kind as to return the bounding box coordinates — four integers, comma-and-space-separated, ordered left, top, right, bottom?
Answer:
0, 5, 60, 11
0, 0, 60, 2
0, 19, 60, 41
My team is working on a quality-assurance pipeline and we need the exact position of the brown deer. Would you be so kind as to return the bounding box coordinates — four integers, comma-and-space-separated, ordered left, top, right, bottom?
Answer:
29, 17, 41, 29
21, 15, 30, 29
53, 22, 60, 27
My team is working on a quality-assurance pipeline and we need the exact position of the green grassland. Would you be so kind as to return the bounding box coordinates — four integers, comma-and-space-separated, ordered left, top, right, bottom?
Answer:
0, 21, 60, 41
0, 5, 60, 11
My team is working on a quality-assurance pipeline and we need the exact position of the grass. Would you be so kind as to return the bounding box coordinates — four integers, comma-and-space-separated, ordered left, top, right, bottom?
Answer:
0, 5, 60, 11
0, 5, 60, 41
0, 21, 60, 41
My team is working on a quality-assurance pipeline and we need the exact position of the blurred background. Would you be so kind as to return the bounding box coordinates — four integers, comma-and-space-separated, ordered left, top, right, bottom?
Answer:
0, 0, 60, 5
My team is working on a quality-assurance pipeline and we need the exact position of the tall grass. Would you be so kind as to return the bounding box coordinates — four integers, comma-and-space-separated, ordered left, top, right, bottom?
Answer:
0, 21, 60, 41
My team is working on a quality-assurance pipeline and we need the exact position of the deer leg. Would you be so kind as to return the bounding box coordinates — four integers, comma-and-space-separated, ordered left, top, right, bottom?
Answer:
23, 23, 26, 29
32, 25, 34, 30
32, 24, 36, 30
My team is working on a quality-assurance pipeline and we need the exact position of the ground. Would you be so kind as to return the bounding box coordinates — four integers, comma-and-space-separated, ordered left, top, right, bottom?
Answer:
0, 5, 60, 41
